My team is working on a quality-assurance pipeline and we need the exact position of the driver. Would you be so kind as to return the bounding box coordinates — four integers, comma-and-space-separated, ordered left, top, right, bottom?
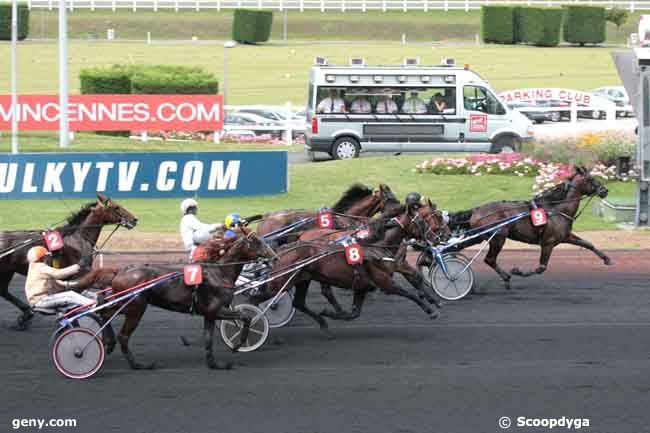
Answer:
180, 198, 223, 259
405, 192, 423, 212
24, 246, 95, 310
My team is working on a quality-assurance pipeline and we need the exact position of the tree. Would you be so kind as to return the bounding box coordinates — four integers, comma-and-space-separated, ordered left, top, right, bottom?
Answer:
605, 8, 629, 41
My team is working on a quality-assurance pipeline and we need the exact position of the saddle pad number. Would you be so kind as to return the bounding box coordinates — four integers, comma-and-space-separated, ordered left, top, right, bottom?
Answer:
530, 208, 548, 227
345, 243, 364, 265
44, 231, 64, 251
184, 265, 203, 285
318, 212, 333, 229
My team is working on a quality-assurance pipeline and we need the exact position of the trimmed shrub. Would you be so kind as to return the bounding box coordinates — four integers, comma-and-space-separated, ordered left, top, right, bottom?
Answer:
0, 3, 29, 41
131, 69, 219, 94
232, 9, 273, 44
481, 5, 517, 44
516, 7, 563, 47
563, 5, 606, 45
80, 65, 134, 94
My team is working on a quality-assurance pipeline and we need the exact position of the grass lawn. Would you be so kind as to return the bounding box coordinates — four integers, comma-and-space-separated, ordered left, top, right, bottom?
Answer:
0, 132, 303, 153
0, 154, 634, 232
0, 41, 623, 105
26, 10, 640, 44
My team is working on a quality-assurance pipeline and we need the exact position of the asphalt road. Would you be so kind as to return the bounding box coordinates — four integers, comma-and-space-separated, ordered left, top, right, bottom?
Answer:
1, 249, 649, 433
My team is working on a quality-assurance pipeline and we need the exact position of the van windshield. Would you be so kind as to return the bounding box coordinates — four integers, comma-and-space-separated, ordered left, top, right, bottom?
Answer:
314, 86, 457, 115
463, 86, 506, 115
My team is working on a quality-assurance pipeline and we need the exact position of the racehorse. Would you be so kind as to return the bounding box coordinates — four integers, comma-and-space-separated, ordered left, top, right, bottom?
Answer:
73, 229, 276, 371
255, 201, 448, 333
447, 166, 610, 289
0, 193, 138, 329
254, 183, 400, 245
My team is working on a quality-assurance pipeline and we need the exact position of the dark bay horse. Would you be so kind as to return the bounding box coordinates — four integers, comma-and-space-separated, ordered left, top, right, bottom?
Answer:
0, 193, 138, 329
256, 202, 448, 333
254, 183, 400, 244
447, 166, 610, 289
74, 229, 275, 371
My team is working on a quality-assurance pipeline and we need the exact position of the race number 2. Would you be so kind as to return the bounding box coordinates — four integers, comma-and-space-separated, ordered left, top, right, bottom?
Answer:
318, 211, 333, 229
530, 208, 548, 227
184, 264, 203, 285
345, 243, 364, 265
44, 230, 64, 251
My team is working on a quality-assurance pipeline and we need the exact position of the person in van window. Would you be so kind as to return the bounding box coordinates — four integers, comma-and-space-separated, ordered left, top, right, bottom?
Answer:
317, 89, 346, 113
431, 93, 448, 114
402, 91, 427, 114
350, 94, 372, 114
375, 92, 398, 114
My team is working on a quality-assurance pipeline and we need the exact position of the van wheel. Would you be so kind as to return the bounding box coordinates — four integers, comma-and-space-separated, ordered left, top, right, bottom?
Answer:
491, 136, 521, 154
332, 137, 360, 160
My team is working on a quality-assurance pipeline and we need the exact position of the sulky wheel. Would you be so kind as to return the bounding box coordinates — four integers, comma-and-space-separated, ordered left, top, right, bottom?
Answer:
220, 304, 269, 353
73, 313, 103, 335
259, 291, 296, 328
429, 254, 475, 301
52, 328, 105, 380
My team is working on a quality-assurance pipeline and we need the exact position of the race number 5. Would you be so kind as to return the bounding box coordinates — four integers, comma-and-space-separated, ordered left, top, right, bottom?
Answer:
345, 243, 364, 265
44, 230, 64, 251
530, 208, 548, 227
318, 211, 333, 229
184, 264, 203, 285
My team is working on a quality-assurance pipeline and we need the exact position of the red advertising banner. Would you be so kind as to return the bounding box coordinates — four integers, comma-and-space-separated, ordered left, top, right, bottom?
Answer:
0, 94, 223, 131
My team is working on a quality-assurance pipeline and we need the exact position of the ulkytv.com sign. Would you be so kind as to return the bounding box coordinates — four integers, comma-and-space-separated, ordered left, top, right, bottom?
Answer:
0, 152, 288, 199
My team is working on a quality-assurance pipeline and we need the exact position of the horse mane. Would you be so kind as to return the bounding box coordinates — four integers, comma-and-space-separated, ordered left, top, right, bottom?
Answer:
63, 202, 97, 228
200, 236, 238, 261
534, 173, 576, 203
360, 205, 406, 243
332, 183, 373, 213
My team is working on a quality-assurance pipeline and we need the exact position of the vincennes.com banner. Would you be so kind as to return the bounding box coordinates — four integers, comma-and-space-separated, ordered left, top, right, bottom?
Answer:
0, 95, 223, 131
0, 152, 288, 199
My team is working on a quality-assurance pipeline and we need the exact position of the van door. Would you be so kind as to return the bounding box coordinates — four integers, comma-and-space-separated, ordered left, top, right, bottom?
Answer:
461, 85, 509, 152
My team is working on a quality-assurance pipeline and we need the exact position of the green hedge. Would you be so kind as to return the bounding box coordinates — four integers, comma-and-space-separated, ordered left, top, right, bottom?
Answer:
232, 9, 273, 44
481, 5, 517, 44
131, 69, 218, 94
516, 7, 563, 47
563, 5, 606, 45
0, 3, 29, 41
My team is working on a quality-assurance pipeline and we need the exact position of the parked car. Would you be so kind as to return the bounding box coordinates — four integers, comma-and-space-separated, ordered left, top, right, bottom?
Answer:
591, 86, 634, 118
507, 101, 551, 124
223, 112, 285, 138
234, 105, 306, 135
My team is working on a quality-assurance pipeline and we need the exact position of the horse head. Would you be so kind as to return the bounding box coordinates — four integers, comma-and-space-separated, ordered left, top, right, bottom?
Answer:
407, 199, 451, 244
375, 183, 401, 213
571, 166, 609, 199
201, 226, 275, 264
95, 193, 139, 229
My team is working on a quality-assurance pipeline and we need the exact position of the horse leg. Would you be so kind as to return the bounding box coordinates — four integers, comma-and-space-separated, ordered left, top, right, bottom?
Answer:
319, 283, 344, 315
293, 281, 331, 333
118, 302, 155, 370
563, 233, 612, 265
202, 316, 233, 370
102, 322, 116, 355
511, 243, 554, 277
395, 262, 442, 308
484, 235, 512, 290
321, 287, 368, 321
370, 267, 439, 319
0, 272, 34, 330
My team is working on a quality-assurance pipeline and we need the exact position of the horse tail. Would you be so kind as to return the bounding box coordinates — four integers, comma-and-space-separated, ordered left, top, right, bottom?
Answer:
448, 209, 473, 231
66, 268, 119, 292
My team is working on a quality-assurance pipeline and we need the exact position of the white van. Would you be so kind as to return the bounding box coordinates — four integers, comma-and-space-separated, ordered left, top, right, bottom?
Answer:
304, 61, 534, 160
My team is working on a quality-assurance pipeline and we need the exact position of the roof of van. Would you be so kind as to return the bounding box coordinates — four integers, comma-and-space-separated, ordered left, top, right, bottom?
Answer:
310, 65, 487, 85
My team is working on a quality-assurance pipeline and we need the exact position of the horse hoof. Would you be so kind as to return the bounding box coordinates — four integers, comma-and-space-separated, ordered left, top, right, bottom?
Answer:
10, 312, 34, 331
179, 336, 192, 346
105, 344, 116, 355
510, 268, 522, 276
428, 310, 440, 320
208, 361, 233, 370
132, 361, 156, 370
604, 257, 613, 266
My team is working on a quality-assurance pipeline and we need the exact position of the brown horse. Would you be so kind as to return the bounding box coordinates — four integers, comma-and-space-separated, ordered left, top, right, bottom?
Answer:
447, 166, 610, 289
255, 202, 448, 334
0, 193, 138, 329
74, 229, 276, 371
254, 183, 400, 245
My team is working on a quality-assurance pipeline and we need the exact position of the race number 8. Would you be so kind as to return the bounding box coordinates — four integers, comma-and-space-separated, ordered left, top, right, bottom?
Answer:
345, 244, 364, 265
318, 212, 333, 229
184, 264, 203, 285
44, 231, 64, 251
530, 208, 548, 227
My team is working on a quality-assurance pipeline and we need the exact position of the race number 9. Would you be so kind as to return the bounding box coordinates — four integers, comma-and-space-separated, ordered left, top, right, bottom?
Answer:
530, 208, 548, 227
44, 230, 64, 252
345, 243, 364, 265
318, 212, 333, 229
184, 264, 203, 285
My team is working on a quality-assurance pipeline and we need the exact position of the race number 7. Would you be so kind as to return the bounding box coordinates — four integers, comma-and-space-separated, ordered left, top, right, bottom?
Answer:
318, 212, 333, 229
184, 264, 203, 285
345, 243, 364, 265
530, 208, 548, 227
44, 230, 64, 252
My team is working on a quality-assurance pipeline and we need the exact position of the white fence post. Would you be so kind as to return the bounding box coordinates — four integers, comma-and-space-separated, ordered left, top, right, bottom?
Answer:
195, 0, 199, 12
154, 0, 158, 12
217, 0, 220, 12
285, 101, 293, 146
91, 0, 95, 10
133, 0, 136, 11
69, 0, 74, 11
112, 0, 116, 12
465, 0, 469, 11
175, 0, 179, 11
48, 0, 53, 11
631, 0, 635, 12
403, 0, 406, 12
300, 0, 304, 12
424, 0, 427, 12
320, 0, 324, 12
362, 0, 365, 12
27, 0, 32, 10
280, 0, 284, 11
341, 0, 345, 12
444, 0, 448, 12
382, 0, 386, 12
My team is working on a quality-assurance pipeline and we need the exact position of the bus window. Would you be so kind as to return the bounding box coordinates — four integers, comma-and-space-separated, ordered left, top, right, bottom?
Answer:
463, 86, 506, 115
315, 87, 347, 113
425, 88, 456, 115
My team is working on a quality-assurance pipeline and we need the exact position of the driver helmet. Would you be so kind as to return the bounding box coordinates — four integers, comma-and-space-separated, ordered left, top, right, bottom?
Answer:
405, 192, 422, 209
180, 198, 198, 215
27, 246, 49, 263
224, 213, 241, 228
224, 229, 237, 239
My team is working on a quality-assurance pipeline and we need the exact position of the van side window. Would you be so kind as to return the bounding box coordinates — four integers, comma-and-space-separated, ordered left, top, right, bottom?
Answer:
464, 86, 506, 115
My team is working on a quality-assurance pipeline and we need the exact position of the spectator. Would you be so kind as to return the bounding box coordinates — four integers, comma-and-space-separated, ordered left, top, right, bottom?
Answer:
402, 91, 427, 114
350, 94, 372, 114
375, 91, 398, 114
431, 93, 448, 114
317, 89, 346, 113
